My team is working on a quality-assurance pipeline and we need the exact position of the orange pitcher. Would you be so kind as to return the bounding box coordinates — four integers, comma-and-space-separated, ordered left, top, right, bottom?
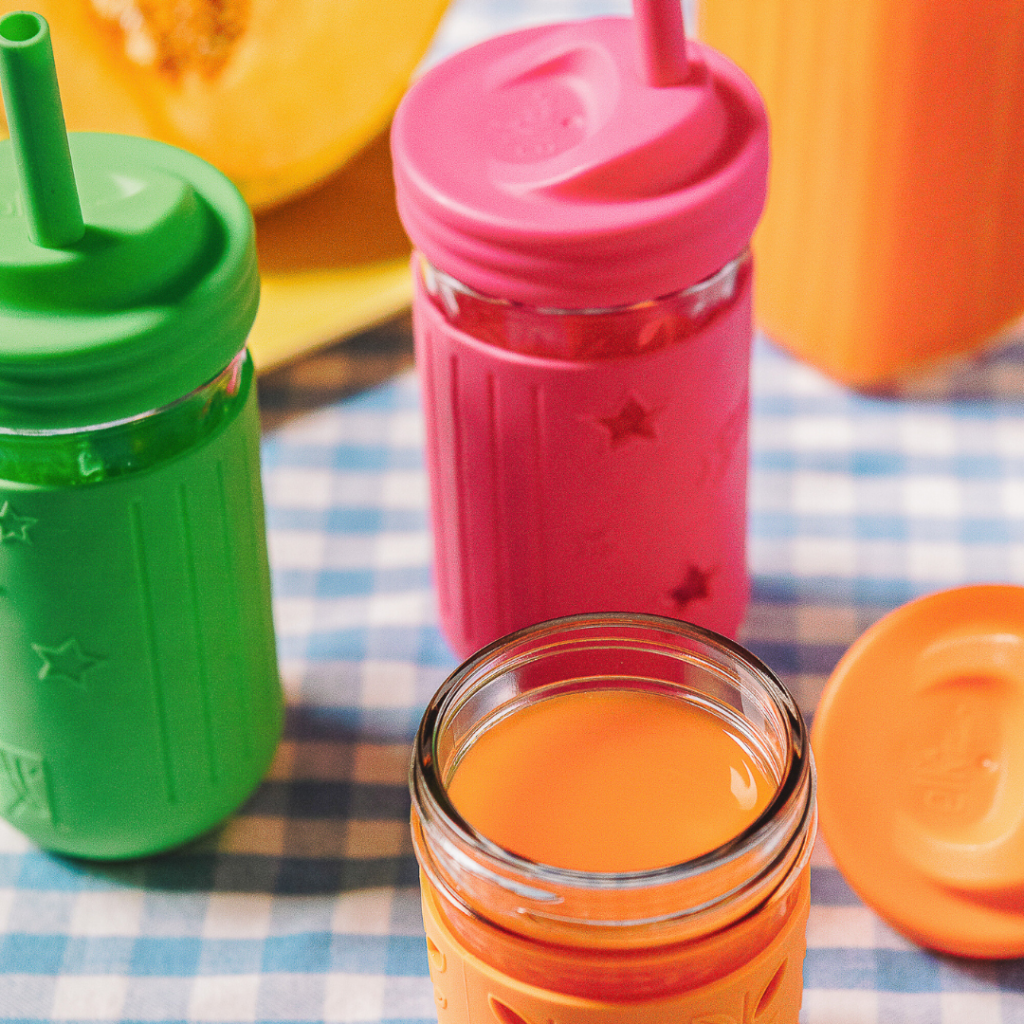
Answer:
410, 614, 817, 1023
699, 0, 1024, 386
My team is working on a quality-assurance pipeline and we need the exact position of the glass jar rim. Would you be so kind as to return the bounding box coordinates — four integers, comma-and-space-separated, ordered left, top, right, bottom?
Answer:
418, 249, 751, 319
411, 612, 815, 910
0, 348, 247, 438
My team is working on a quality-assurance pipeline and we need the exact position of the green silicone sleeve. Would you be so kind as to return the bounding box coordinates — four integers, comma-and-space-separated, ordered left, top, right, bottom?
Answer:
0, 357, 282, 858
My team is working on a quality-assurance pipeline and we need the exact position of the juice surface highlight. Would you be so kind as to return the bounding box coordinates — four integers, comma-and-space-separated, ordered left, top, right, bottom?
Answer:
447, 688, 775, 873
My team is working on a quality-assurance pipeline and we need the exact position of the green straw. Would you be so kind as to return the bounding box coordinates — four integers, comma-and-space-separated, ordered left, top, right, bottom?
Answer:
0, 10, 84, 248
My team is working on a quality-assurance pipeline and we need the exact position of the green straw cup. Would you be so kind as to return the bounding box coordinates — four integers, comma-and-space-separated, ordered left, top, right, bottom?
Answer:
0, 11, 282, 858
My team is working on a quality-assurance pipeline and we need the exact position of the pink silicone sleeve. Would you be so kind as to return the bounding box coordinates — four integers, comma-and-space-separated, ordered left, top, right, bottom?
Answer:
413, 267, 753, 660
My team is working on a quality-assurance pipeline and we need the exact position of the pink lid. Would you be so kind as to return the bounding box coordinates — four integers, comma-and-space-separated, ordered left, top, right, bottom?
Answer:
391, 8, 769, 309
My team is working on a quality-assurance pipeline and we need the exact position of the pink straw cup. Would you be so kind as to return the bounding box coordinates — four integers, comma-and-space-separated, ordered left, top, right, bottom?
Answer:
392, 0, 769, 659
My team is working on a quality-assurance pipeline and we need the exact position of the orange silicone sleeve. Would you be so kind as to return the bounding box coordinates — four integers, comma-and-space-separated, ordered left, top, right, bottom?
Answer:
419, 872, 811, 1024
699, 0, 1024, 386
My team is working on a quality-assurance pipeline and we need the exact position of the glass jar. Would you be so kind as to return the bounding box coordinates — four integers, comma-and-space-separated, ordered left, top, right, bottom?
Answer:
0, 348, 282, 859
412, 250, 756, 660
418, 249, 751, 361
0, 349, 249, 485
0, 44, 281, 858
410, 613, 816, 1022
392, 13, 770, 660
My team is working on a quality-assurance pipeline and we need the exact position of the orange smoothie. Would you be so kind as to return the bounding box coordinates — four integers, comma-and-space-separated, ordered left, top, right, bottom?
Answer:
447, 688, 775, 873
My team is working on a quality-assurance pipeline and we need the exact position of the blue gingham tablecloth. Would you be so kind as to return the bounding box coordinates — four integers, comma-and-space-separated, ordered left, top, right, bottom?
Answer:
5, 325, 1024, 1023
4, 1, 1024, 1021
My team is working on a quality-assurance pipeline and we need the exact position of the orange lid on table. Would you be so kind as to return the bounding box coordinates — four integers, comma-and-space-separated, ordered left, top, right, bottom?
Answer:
813, 584, 1024, 958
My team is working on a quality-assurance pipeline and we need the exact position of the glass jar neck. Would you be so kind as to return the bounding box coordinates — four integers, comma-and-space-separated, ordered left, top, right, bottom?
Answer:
410, 613, 816, 999
416, 827, 812, 1001
417, 250, 751, 360
0, 350, 250, 486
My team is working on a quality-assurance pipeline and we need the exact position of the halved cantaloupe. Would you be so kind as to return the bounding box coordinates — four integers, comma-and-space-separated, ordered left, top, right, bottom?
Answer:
0, 0, 450, 210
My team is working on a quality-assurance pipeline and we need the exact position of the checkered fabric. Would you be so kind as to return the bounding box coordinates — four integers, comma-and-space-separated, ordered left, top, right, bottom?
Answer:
3, 0, 1024, 1019
748, 334, 1024, 1024
5, 325, 1024, 1022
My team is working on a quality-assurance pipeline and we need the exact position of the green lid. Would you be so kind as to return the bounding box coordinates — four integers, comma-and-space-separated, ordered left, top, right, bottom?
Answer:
0, 11, 259, 431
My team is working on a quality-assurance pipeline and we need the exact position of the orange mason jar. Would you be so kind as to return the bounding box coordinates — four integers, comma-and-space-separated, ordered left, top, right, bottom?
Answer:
410, 614, 817, 1023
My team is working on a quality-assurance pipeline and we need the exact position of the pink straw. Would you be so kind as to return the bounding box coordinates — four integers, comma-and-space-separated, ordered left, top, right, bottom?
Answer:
632, 0, 689, 86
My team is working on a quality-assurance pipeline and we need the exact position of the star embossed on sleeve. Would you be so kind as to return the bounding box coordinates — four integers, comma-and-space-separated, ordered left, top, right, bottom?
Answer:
596, 395, 660, 446
0, 502, 36, 544
32, 638, 101, 686
0, 745, 51, 820
669, 564, 713, 610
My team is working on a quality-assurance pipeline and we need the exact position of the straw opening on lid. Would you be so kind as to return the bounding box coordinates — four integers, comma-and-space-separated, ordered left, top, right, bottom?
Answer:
1, 11, 44, 43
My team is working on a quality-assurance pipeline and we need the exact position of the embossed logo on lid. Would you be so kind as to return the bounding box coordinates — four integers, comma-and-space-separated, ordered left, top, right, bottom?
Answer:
391, 10, 768, 309
813, 584, 1024, 958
